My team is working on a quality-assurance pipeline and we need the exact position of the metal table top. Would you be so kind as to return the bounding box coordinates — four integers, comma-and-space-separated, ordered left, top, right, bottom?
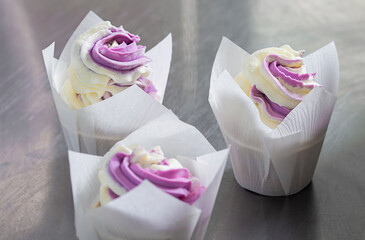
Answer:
1, 0, 364, 239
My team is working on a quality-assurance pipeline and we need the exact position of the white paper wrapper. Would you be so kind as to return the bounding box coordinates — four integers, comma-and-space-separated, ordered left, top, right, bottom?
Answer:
42, 11, 172, 155
209, 37, 339, 196
69, 111, 229, 240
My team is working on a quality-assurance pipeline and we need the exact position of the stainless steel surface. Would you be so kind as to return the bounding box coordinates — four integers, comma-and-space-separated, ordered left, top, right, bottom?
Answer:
1, 0, 365, 239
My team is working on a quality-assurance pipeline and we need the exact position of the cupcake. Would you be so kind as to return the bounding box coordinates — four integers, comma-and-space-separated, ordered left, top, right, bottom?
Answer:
68, 111, 229, 240
209, 37, 339, 196
97, 144, 205, 207
235, 45, 320, 128
42, 11, 172, 155
61, 21, 159, 110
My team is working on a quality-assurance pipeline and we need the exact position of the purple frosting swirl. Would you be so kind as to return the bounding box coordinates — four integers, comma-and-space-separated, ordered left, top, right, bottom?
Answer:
90, 26, 151, 73
107, 152, 205, 205
267, 55, 316, 88
262, 54, 316, 101
250, 85, 291, 121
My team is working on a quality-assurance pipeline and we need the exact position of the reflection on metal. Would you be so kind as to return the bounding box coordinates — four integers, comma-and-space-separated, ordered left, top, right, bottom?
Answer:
181, 0, 198, 112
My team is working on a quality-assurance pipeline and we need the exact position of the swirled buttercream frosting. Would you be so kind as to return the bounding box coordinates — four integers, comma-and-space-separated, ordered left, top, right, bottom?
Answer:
235, 45, 320, 128
61, 21, 159, 109
97, 145, 205, 206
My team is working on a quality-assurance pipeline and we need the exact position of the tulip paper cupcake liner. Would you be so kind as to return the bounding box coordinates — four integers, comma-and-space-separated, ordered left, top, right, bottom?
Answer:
69, 111, 229, 240
209, 37, 339, 196
42, 11, 172, 155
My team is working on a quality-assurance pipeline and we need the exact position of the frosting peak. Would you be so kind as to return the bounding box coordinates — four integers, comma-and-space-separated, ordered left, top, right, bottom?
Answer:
90, 27, 151, 72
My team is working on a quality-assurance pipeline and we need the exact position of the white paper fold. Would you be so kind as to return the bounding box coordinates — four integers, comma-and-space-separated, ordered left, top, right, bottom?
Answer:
209, 37, 339, 196
42, 11, 172, 155
69, 111, 229, 240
